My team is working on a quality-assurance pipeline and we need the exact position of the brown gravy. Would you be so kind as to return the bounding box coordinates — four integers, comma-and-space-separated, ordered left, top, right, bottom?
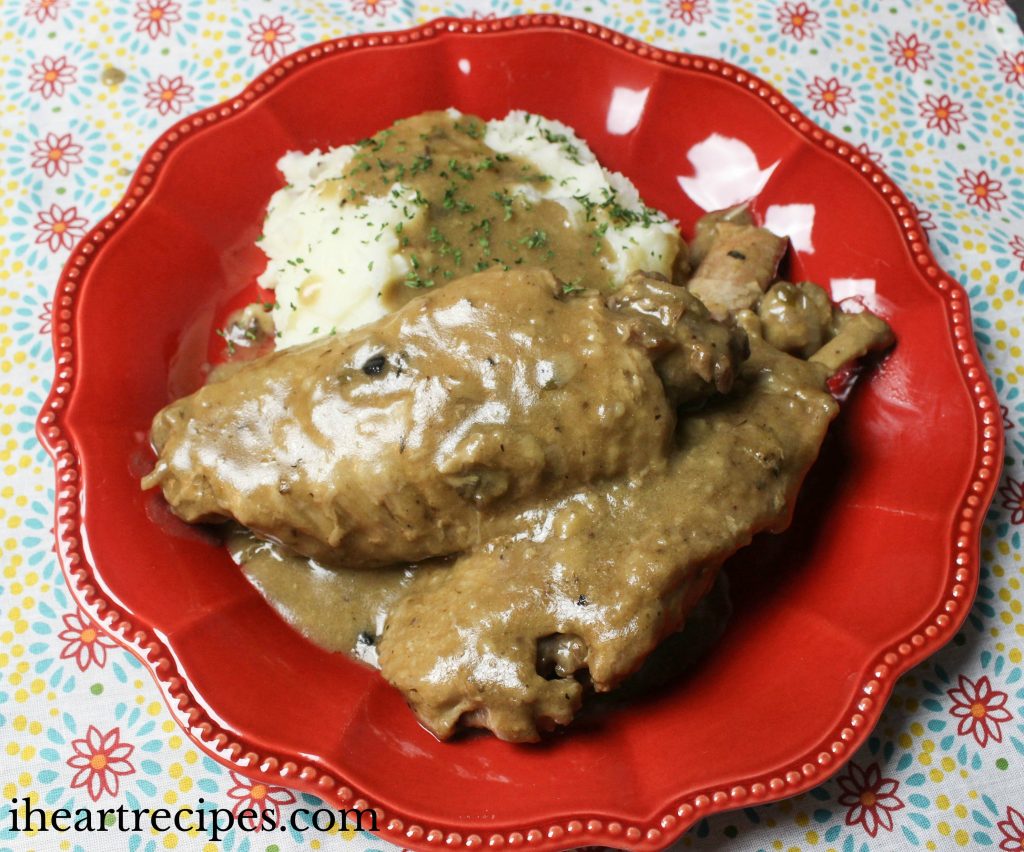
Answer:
143, 119, 894, 740
228, 528, 437, 665
317, 111, 672, 308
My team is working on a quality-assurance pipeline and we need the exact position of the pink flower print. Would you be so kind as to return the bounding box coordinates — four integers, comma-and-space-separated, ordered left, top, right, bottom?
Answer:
34, 204, 87, 251
836, 761, 905, 837
351, 0, 396, 16
667, 0, 710, 25
956, 169, 1006, 212
998, 51, 1024, 88
144, 74, 194, 115
964, 0, 1004, 16
777, 1, 820, 40
24, 0, 67, 23
225, 771, 297, 830
806, 76, 853, 118
67, 726, 136, 800
887, 32, 933, 73
918, 94, 966, 135
947, 674, 1013, 746
57, 609, 117, 671
999, 477, 1024, 524
30, 131, 83, 177
998, 806, 1024, 852
28, 55, 76, 99
247, 14, 296, 63
134, 0, 181, 39
1010, 235, 1024, 271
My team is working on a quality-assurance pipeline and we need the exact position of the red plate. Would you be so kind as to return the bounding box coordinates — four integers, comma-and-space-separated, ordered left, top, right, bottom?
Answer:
38, 15, 1002, 851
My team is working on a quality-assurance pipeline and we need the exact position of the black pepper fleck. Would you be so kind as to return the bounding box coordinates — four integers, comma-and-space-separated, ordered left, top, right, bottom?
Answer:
361, 354, 387, 376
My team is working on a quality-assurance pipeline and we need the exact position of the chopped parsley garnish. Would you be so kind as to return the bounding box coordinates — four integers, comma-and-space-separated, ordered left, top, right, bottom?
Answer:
562, 278, 584, 294
214, 327, 236, 356
448, 159, 474, 181
454, 119, 482, 139
538, 126, 583, 165
520, 229, 548, 249
404, 270, 434, 289
410, 154, 433, 175
492, 190, 514, 221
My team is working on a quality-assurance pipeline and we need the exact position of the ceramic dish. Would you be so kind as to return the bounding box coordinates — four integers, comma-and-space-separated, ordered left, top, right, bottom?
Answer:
37, 15, 1002, 851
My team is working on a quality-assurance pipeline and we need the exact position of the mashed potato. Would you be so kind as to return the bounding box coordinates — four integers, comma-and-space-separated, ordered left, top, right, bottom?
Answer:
258, 110, 683, 348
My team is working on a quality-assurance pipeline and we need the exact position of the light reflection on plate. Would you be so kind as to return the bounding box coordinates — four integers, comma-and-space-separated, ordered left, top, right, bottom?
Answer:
677, 133, 780, 210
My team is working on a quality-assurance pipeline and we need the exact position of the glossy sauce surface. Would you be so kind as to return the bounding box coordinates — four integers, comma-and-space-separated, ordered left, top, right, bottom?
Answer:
145, 269, 742, 570
335, 112, 624, 307
145, 205, 891, 741
222, 334, 843, 741
228, 528, 439, 666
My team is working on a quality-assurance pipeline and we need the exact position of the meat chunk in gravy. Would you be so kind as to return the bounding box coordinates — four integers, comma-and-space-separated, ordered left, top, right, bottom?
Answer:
687, 222, 787, 320
144, 268, 746, 569
378, 335, 840, 739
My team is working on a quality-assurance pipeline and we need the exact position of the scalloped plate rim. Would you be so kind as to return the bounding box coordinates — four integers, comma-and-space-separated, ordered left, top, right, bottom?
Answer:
35, 14, 1002, 851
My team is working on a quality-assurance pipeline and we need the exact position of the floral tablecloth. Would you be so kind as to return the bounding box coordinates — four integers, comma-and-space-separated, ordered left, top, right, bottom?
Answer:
1, 0, 1023, 850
